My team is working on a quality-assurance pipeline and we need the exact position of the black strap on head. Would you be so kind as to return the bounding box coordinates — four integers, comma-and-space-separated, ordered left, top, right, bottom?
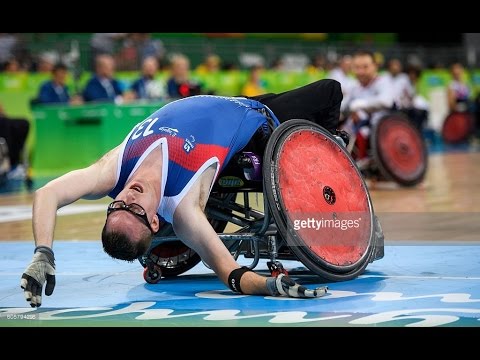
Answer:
228, 266, 252, 294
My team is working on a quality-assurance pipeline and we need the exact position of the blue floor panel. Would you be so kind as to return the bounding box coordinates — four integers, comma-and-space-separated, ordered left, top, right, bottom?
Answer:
1, 241, 479, 327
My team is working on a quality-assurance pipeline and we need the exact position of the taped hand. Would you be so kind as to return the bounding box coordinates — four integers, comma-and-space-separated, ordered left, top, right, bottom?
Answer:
20, 246, 56, 307
266, 274, 328, 298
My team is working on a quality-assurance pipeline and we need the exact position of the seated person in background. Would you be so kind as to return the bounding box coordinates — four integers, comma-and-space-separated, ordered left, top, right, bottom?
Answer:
341, 50, 394, 166
195, 54, 221, 75
383, 58, 413, 111
82, 55, 124, 103
447, 62, 471, 113
0, 103, 30, 180
127, 56, 166, 101
241, 65, 267, 97
405, 65, 429, 131
36, 52, 57, 73
166, 54, 202, 99
327, 55, 358, 98
36, 63, 82, 105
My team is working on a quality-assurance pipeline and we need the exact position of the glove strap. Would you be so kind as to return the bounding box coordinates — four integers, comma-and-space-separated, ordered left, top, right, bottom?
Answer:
34, 246, 55, 267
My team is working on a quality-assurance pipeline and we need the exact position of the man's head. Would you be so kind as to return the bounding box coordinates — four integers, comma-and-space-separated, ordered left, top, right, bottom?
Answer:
102, 181, 161, 261
352, 50, 378, 86
387, 58, 403, 76
142, 56, 158, 79
451, 62, 465, 81
52, 63, 68, 85
339, 55, 353, 74
95, 54, 115, 79
170, 54, 190, 82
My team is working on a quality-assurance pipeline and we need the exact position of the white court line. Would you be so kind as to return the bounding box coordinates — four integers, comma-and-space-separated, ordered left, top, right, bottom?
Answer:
0, 204, 106, 223
0, 273, 479, 280
359, 275, 480, 280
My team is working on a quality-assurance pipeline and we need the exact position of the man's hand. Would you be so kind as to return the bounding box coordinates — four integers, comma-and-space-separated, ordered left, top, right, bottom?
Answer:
266, 274, 328, 298
20, 246, 56, 308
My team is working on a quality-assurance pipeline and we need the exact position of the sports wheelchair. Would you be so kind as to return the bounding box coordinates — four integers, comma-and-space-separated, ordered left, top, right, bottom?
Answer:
138, 119, 385, 284
347, 113, 428, 187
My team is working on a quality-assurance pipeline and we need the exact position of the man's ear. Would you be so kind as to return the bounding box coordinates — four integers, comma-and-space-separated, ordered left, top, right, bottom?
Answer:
151, 213, 161, 233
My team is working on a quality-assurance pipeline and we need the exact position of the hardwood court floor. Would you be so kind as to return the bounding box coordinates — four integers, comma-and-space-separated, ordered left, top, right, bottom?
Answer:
0, 151, 479, 242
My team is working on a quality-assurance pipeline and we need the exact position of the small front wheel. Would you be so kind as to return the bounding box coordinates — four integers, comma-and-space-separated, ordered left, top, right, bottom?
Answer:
143, 265, 162, 284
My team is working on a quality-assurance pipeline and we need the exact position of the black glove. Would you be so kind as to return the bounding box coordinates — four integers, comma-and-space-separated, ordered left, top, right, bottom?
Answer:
335, 129, 350, 147
266, 274, 328, 298
20, 246, 56, 308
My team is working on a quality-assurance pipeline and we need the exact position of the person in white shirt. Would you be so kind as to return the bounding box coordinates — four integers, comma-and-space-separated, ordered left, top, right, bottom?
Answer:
328, 55, 358, 98
341, 50, 395, 165
383, 58, 415, 110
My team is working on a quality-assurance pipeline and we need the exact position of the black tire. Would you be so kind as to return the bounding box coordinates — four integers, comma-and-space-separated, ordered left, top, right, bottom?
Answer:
371, 113, 427, 187
138, 215, 228, 278
263, 119, 376, 282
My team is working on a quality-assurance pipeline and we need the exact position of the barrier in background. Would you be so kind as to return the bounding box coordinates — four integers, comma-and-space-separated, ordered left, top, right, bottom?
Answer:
31, 102, 166, 176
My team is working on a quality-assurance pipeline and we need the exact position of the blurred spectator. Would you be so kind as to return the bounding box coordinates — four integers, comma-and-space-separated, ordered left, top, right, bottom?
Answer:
196, 54, 221, 75
116, 33, 165, 71
241, 65, 267, 97
327, 55, 358, 97
127, 56, 166, 101
166, 54, 202, 99
383, 58, 414, 110
405, 66, 429, 131
306, 54, 326, 73
36, 51, 59, 73
447, 62, 471, 113
0, 103, 30, 180
270, 58, 285, 71
3, 57, 23, 73
0, 33, 19, 69
82, 55, 124, 103
35, 63, 82, 105
341, 50, 395, 165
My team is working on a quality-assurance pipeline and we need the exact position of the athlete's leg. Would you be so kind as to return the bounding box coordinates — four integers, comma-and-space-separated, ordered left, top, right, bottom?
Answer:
250, 79, 343, 134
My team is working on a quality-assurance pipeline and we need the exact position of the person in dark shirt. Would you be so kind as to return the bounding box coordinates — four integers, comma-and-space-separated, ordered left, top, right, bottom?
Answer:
36, 63, 70, 104
128, 56, 165, 100
166, 54, 202, 99
83, 55, 124, 103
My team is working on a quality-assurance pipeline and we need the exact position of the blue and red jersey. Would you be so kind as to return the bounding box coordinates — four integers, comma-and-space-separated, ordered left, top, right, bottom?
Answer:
108, 95, 279, 223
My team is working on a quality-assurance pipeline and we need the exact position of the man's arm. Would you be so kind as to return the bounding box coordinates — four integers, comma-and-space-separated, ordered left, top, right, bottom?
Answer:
33, 145, 119, 249
172, 165, 327, 297
173, 180, 270, 295
21, 145, 121, 307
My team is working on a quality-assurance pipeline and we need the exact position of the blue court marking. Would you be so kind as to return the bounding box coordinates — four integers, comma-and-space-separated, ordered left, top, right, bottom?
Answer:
1, 241, 479, 327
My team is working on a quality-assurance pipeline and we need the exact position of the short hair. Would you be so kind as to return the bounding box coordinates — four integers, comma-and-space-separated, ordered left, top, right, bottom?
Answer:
353, 50, 376, 63
101, 224, 152, 262
52, 63, 68, 73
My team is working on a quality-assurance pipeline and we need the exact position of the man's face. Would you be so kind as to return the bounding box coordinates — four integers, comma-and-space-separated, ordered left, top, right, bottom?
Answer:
97, 56, 115, 78
53, 69, 67, 85
172, 58, 190, 80
106, 180, 160, 240
142, 58, 158, 78
352, 54, 378, 86
388, 59, 402, 76
451, 64, 464, 81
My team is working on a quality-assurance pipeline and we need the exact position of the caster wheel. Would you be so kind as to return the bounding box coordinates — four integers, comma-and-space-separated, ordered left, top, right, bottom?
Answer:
143, 266, 162, 284
267, 261, 289, 277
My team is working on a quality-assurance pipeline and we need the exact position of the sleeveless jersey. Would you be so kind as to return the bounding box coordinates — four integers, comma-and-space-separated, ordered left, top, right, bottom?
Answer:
108, 95, 279, 223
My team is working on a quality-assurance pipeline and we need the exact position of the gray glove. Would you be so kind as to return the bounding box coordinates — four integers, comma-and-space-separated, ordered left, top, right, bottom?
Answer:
266, 273, 328, 298
20, 246, 56, 308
